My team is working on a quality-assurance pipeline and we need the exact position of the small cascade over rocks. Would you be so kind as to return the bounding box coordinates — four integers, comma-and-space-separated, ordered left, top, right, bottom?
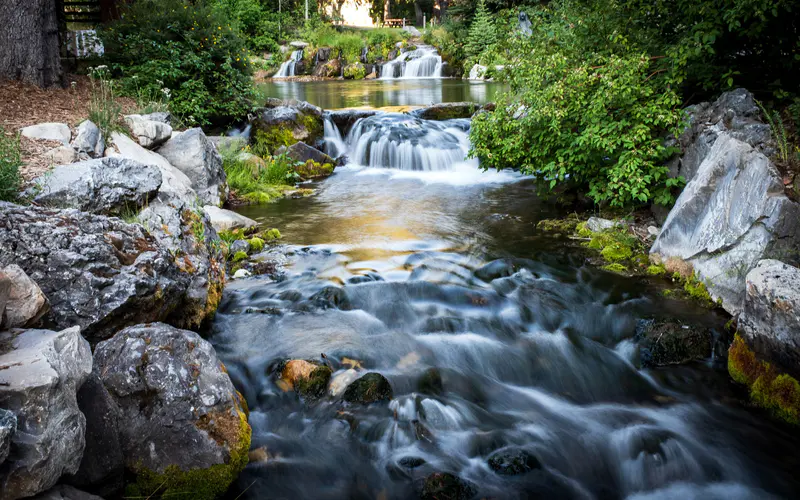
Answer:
276, 49, 303, 77
380, 45, 443, 79
323, 113, 472, 171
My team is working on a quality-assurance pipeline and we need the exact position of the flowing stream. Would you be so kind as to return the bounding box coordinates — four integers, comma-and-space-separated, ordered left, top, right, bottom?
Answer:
213, 95, 800, 499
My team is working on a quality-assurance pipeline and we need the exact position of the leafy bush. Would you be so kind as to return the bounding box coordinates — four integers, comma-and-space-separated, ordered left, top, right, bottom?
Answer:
99, 0, 256, 125
0, 128, 22, 202
211, 0, 281, 53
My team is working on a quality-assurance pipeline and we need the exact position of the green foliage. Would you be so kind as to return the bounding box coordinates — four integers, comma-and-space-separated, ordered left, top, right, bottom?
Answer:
248, 237, 265, 252
465, 0, 496, 59
219, 143, 299, 204
232, 250, 249, 262
100, 0, 256, 126
87, 66, 124, 138
646, 264, 667, 277
219, 228, 246, 244
211, 0, 282, 53
264, 228, 282, 240
602, 262, 627, 273
683, 273, 715, 306
252, 127, 295, 157
757, 100, 794, 166
422, 26, 465, 76
0, 128, 22, 202
343, 63, 367, 80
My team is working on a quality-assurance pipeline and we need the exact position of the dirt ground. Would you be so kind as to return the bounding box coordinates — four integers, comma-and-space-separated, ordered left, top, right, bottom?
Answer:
0, 76, 135, 180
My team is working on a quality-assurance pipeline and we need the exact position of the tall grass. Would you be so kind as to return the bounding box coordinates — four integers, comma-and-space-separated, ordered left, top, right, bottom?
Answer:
219, 144, 299, 203
88, 66, 124, 137
0, 128, 22, 202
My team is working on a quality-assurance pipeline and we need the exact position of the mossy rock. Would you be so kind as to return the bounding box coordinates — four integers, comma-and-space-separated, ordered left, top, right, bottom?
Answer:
729, 334, 800, 425
421, 472, 476, 500
417, 367, 443, 396
487, 447, 542, 475
343, 372, 393, 404
279, 359, 333, 399
127, 409, 251, 500
636, 319, 712, 367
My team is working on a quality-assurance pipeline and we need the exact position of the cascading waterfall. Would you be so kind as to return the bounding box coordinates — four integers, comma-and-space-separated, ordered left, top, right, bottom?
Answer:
275, 49, 303, 77
324, 113, 473, 171
380, 45, 443, 79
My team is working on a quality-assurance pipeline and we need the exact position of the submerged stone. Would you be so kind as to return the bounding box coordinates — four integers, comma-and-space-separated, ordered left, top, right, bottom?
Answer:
343, 372, 393, 404
487, 447, 542, 475
421, 472, 476, 500
636, 319, 712, 367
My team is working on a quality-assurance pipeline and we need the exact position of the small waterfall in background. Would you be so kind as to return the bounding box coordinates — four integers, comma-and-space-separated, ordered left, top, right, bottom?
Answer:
380, 45, 443, 79
324, 113, 472, 171
275, 49, 303, 77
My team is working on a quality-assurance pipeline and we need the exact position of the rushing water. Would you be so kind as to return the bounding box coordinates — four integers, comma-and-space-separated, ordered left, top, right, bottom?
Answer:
257, 79, 507, 110
381, 45, 444, 79
213, 101, 800, 498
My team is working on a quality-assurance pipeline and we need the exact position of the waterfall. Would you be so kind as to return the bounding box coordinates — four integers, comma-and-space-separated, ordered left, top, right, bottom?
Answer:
324, 113, 473, 171
275, 49, 303, 77
323, 117, 347, 158
380, 46, 443, 79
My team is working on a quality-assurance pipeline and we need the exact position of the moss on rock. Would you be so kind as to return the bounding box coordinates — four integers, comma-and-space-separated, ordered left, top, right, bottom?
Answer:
729, 334, 800, 425
127, 408, 251, 500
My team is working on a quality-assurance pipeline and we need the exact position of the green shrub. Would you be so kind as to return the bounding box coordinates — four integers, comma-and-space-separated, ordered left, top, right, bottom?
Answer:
87, 66, 124, 137
220, 145, 298, 204
465, 0, 496, 59
99, 0, 256, 126
0, 128, 22, 202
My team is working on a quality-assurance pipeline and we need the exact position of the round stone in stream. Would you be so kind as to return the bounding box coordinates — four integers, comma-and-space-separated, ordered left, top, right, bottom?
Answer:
398, 456, 427, 469
342, 372, 393, 404
421, 472, 476, 500
487, 447, 542, 475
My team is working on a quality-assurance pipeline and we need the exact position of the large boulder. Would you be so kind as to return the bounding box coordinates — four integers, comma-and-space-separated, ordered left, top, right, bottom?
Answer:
203, 205, 258, 233
31, 157, 162, 215
739, 260, 800, 377
71, 121, 104, 158
0, 203, 192, 343
0, 409, 16, 465
251, 100, 324, 153
0, 264, 49, 329
109, 132, 197, 204
30, 485, 104, 500
137, 199, 226, 330
124, 114, 173, 149
157, 128, 229, 206
327, 109, 378, 136
20, 123, 70, 145
412, 102, 481, 121
650, 134, 800, 315
0, 327, 92, 500
44, 146, 78, 165
669, 89, 774, 183
312, 58, 342, 78
93, 323, 251, 500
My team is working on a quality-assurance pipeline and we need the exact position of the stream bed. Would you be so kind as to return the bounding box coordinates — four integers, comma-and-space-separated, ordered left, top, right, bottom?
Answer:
210, 96, 800, 499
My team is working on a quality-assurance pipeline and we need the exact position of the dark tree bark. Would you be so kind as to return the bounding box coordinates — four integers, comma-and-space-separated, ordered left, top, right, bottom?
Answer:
0, 0, 63, 87
383, 0, 391, 21
434, 0, 447, 22
414, 1, 423, 26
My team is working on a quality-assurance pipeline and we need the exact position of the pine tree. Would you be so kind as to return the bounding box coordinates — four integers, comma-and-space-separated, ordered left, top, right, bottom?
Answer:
465, 0, 497, 59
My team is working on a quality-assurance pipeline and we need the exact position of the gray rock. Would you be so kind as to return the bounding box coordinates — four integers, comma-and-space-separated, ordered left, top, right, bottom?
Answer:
651, 134, 800, 315
0, 270, 9, 322
468, 63, 487, 80
327, 109, 379, 136
739, 260, 800, 377
585, 217, 622, 233
0, 203, 192, 343
671, 89, 774, 183
71, 121, 104, 158
635, 319, 712, 367
0, 409, 16, 465
32, 157, 162, 215
157, 128, 229, 206
31, 485, 104, 500
0, 264, 49, 329
140, 111, 171, 125
20, 123, 71, 145
94, 323, 250, 496
124, 114, 173, 149
230, 239, 250, 255
66, 373, 124, 497
275, 141, 334, 166
44, 146, 78, 165
203, 205, 258, 233
109, 132, 197, 204
412, 102, 481, 120
0, 327, 92, 500
232, 268, 251, 279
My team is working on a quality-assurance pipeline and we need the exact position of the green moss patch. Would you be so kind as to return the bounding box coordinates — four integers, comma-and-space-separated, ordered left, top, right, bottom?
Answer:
729, 334, 800, 425
252, 127, 295, 157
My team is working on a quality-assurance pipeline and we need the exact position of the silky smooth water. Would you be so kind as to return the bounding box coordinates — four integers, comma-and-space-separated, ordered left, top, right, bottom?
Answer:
212, 108, 800, 499
257, 79, 507, 110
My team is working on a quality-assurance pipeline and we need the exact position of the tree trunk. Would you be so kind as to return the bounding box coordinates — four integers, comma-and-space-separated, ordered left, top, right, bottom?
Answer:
0, 0, 63, 87
414, 1, 423, 26
434, 0, 447, 22
383, 0, 391, 22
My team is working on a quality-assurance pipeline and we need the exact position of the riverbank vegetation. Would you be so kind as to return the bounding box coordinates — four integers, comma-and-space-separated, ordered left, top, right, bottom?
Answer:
466, 0, 799, 207
0, 128, 22, 202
